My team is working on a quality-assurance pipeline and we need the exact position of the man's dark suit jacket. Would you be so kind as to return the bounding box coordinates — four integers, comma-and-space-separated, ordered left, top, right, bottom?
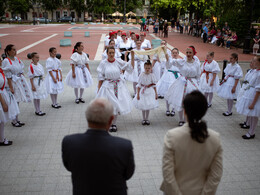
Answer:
62, 129, 135, 195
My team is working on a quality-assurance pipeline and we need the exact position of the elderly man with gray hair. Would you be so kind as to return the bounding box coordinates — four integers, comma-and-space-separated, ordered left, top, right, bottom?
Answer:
62, 98, 135, 195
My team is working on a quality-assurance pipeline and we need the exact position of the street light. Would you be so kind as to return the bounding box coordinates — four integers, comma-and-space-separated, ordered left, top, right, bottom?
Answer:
124, 0, 126, 23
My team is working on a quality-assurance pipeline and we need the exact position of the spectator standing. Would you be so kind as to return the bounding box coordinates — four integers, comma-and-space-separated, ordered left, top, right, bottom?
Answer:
141, 17, 146, 31
161, 91, 223, 195
197, 18, 203, 37
62, 98, 135, 195
188, 19, 194, 35
184, 18, 189, 34
176, 19, 180, 31
154, 19, 159, 36
253, 29, 259, 55
171, 17, 175, 30
159, 18, 164, 37
203, 24, 209, 43
163, 20, 169, 38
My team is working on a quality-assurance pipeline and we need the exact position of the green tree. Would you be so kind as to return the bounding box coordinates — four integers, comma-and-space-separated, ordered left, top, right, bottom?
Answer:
7, 0, 31, 18
115, 0, 142, 13
0, 0, 7, 18
69, 0, 86, 21
86, 0, 114, 17
40, 0, 61, 20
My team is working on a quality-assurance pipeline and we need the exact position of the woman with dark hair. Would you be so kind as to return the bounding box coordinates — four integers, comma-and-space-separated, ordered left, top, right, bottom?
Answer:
96, 46, 134, 132
2, 44, 32, 127
161, 90, 223, 195
45, 47, 64, 108
65, 42, 93, 104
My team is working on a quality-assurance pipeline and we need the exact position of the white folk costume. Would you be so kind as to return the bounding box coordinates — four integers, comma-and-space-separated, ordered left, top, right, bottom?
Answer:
105, 39, 119, 48
156, 57, 180, 97
236, 69, 260, 117
124, 49, 147, 83
165, 58, 201, 111
65, 52, 93, 88
96, 59, 133, 115
119, 40, 131, 60
153, 48, 172, 81
133, 72, 158, 110
199, 60, 220, 93
2, 57, 33, 102
237, 69, 255, 101
45, 57, 64, 94
28, 63, 48, 99
102, 49, 122, 60
217, 63, 243, 99
141, 39, 151, 50
0, 69, 20, 123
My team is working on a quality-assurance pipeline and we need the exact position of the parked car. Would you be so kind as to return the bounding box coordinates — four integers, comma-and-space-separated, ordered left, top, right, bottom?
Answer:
36, 17, 51, 23
9, 17, 22, 22
58, 16, 73, 22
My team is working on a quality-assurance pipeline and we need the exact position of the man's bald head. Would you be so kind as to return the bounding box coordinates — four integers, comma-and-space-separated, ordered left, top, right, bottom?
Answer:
86, 98, 114, 127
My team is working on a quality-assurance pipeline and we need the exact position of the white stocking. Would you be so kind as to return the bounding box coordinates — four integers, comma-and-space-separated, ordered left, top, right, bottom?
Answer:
179, 110, 184, 122
248, 116, 258, 136
208, 93, 213, 105
166, 101, 170, 111
227, 99, 233, 113
50, 94, 56, 105
74, 88, 78, 99
113, 115, 118, 125
80, 88, 84, 98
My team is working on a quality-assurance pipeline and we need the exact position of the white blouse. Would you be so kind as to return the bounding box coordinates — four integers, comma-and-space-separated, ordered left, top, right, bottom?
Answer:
70, 52, 89, 66
46, 57, 62, 71
2, 57, 24, 78
223, 63, 243, 79
137, 72, 157, 88
141, 39, 151, 50
201, 60, 220, 73
28, 63, 45, 78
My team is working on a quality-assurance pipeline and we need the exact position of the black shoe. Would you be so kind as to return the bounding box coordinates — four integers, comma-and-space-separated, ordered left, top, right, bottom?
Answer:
109, 125, 117, 132
178, 121, 185, 126
79, 98, 85, 103
242, 134, 255, 139
166, 111, 170, 116
145, 120, 150, 125
241, 124, 250, 129
142, 120, 146, 125
75, 99, 79, 104
52, 104, 59, 109
208, 104, 212, 108
11, 122, 22, 127
56, 104, 61, 108
239, 122, 246, 127
17, 121, 25, 126
223, 112, 232, 116
0, 138, 13, 146
170, 110, 175, 117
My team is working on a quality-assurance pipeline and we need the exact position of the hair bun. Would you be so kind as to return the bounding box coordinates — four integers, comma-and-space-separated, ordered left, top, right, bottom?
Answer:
146, 60, 151, 64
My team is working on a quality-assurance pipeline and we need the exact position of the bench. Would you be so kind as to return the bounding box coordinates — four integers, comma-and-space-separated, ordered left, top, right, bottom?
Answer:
64, 31, 72, 37
85, 32, 90, 37
151, 39, 162, 49
71, 22, 76, 25
60, 39, 71, 47
84, 22, 88, 25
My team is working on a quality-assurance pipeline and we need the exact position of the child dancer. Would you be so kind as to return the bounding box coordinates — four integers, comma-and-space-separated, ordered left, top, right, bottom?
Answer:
238, 59, 255, 129
157, 48, 180, 116
133, 60, 158, 125
124, 40, 147, 96
217, 53, 243, 116
28, 52, 47, 115
199, 52, 220, 107
2, 44, 32, 127
65, 42, 93, 104
0, 56, 20, 145
102, 40, 122, 60
45, 47, 64, 109
236, 56, 260, 139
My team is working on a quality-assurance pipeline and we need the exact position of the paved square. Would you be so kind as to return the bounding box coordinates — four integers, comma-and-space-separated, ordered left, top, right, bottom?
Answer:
0, 59, 259, 195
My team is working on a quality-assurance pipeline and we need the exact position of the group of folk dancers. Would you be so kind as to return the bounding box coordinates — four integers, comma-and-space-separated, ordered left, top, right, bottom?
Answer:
0, 30, 259, 146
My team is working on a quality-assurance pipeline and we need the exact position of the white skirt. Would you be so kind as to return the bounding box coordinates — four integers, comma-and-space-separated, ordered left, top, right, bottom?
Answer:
217, 77, 241, 99
157, 71, 180, 96
199, 73, 220, 93
0, 88, 20, 123
65, 66, 93, 88
124, 61, 144, 83
236, 87, 260, 117
45, 72, 64, 94
30, 77, 48, 99
165, 77, 199, 111
96, 80, 133, 115
152, 61, 165, 81
133, 86, 158, 110
12, 75, 33, 103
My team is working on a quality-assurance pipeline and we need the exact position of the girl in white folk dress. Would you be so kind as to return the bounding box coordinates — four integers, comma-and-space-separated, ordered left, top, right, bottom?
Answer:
133, 60, 158, 125
238, 59, 255, 129
102, 40, 122, 60
2, 44, 32, 127
118, 32, 131, 61
28, 52, 47, 116
65, 42, 93, 104
124, 40, 148, 96
236, 56, 260, 139
96, 46, 134, 132
217, 53, 243, 116
199, 52, 220, 107
157, 48, 180, 117
45, 47, 64, 109
165, 46, 201, 126
0, 57, 20, 145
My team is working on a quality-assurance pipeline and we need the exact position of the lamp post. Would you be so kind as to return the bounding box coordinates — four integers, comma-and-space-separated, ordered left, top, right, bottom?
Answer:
124, 0, 126, 23
243, 0, 254, 54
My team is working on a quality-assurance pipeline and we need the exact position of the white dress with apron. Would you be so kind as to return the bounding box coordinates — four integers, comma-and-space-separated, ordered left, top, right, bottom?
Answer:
165, 59, 201, 111
133, 72, 158, 110
237, 69, 255, 101
65, 52, 93, 88
45, 57, 64, 94
236, 69, 260, 117
96, 59, 133, 115
199, 60, 220, 93
124, 49, 147, 83
217, 63, 243, 99
0, 70, 20, 123
2, 57, 33, 102
28, 63, 48, 99
141, 39, 151, 50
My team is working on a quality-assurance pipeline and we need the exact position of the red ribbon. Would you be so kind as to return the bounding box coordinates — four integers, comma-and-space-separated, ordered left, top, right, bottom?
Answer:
7, 57, 21, 65
30, 63, 34, 74
0, 68, 5, 91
